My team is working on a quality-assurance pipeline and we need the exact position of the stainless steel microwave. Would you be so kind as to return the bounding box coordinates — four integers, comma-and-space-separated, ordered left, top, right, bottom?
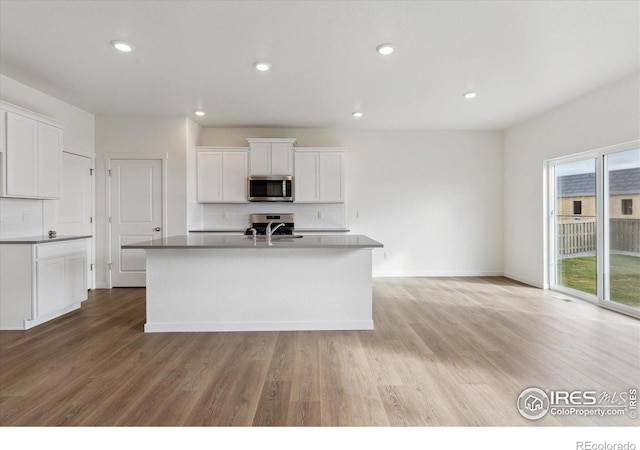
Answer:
248, 176, 294, 202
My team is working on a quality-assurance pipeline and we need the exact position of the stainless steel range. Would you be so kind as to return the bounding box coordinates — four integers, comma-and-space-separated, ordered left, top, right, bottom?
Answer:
245, 214, 295, 236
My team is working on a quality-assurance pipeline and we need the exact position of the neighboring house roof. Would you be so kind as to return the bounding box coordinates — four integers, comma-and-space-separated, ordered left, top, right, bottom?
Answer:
557, 167, 640, 197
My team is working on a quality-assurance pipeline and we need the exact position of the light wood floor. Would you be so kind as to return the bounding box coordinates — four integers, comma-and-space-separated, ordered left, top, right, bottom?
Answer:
0, 277, 638, 426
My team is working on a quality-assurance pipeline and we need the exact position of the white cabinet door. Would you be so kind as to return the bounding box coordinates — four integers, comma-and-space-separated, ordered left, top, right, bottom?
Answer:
197, 151, 248, 203
196, 152, 223, 202
249, 141, 294, 175
36, 257, 66, 317
1, 104, 64, 199
270, 143, 293, 175
6, 112, 37, 197
319, 153, 344, 202
222, 152, 248, 202
249, 142, 271, 175
65, 253, 87, 303
294, 152, 319, 202
37, 122, 62, 198
294, 151, 345, 203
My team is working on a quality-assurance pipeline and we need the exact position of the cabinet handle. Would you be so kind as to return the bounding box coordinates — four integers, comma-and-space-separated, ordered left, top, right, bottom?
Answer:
154, 227, 161, 232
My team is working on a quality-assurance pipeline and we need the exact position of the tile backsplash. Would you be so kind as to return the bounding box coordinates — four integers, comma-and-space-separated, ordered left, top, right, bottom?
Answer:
190, 202, 347, 230
0, 198, 44, 238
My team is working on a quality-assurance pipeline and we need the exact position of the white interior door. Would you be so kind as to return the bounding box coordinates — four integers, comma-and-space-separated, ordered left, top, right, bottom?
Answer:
110, 159, 163, 287
50, 152, 93, 234
47, 152, 93, 289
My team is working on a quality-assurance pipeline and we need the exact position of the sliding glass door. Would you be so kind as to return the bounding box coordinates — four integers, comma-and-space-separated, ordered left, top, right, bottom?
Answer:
605, 148, 640, 310
550, 143, 639, 317
553, 157, 598, 299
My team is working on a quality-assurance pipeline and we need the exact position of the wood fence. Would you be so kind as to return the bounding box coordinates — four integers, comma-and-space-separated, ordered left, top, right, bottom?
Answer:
557, 219, 640, 255
610, 219, 640, 253
558, 221, 596, 255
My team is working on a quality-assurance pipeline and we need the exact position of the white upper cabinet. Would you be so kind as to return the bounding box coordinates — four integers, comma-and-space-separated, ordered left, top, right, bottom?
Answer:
197, 151, 223, 202
6, 112, 38, 197
37, 122, 63, 198
294, 148, 346, 203
196, 148, 249, 203
319, 152, 344, 202
249, 142, 271, 175
247, 138, 295, 175
221, 151, 249, 202
0, 102, 64, 199
270, 142, 294, 175
294, 152, 319, 202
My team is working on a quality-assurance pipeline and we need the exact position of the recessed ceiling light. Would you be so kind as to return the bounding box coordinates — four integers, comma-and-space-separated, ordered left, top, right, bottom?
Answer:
111, 40, 134, 52
194, 110, 205, 117
463, 91, 477, 99
254, 62, 271, 72
376, 44, 394, 55
352, 111, 363, 118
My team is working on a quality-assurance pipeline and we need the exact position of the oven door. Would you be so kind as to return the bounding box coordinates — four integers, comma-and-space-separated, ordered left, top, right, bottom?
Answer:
248, 176, 293, 201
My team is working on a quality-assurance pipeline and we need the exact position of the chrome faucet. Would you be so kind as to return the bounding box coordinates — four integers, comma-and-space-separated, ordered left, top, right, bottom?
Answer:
248, 227, 257, 245
266, 221, 285, 246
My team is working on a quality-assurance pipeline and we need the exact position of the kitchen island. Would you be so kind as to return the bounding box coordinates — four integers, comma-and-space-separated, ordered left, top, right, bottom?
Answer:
123, 234, 382, 332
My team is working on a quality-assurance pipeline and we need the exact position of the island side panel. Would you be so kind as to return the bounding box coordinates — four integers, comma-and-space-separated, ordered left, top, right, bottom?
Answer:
144, 248, 374, 332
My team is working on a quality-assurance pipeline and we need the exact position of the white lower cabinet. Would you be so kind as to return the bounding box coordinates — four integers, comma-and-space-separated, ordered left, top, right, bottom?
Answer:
0, 239, 88, 330
36, 257, 67, 317
66, 253, 88, 303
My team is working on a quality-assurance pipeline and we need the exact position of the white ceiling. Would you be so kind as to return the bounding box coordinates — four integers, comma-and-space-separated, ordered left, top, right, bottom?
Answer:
1, 0, 638, 130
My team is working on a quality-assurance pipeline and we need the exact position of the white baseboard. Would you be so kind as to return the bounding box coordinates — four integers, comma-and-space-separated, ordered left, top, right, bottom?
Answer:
95, 282, 110, 289
144, 320, 374, 333
22, 303, 81, 329
503, 272, 544, 289
373, 270, 504, 278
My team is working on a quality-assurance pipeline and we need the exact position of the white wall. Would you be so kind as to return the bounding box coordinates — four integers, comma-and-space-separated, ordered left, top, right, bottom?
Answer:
200, 128, 505, 277
94, 115, 189, 287
0, 74, 95, 239
503, 72, 640, 288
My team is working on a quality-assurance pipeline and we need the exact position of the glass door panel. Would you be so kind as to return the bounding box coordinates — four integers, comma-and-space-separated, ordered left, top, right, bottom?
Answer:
554, 158, 597, 297
605, 148, 640, 310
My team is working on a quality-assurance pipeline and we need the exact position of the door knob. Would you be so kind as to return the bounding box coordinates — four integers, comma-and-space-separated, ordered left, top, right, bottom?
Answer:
154, 227, 161, 232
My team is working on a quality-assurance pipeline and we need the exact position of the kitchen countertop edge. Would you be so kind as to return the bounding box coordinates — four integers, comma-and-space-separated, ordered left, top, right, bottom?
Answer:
124, 234, 382, 249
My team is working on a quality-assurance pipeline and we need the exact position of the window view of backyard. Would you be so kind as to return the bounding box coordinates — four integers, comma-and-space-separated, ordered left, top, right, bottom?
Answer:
607, 149, 640, 309
555, 158, 598, 298
554, 149, 640, 311
557, 255, 639, 307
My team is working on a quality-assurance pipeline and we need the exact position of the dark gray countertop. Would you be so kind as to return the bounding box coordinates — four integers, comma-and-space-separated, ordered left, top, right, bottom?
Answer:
0, 235, 92, 244
123, 234, 382, 249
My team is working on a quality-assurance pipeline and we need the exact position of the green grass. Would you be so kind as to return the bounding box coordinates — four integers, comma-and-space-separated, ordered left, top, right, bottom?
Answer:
557, 254, 640, 308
